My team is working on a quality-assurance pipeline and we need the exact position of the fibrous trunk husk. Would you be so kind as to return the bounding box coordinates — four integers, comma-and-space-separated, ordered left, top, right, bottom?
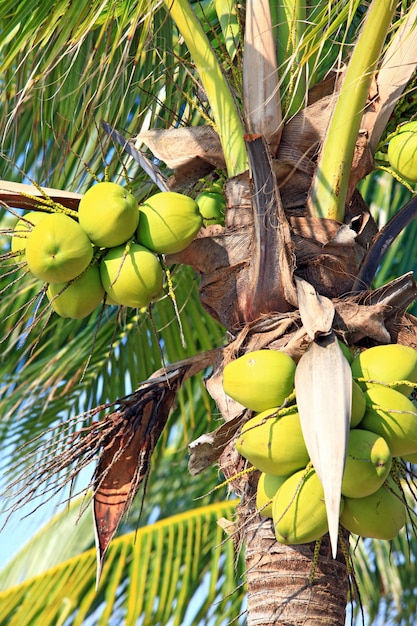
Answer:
167, 172, 376, 328
167, 136, 299, 330
244, 514, 350, 626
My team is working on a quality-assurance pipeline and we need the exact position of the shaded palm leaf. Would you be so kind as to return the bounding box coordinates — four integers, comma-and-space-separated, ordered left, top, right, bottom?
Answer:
358, 171, 417, 314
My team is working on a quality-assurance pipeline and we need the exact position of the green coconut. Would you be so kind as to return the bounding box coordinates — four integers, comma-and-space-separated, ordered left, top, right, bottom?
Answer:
341, 429, 392, 498
387, 121, 417, 183
360, 386, 417, 456
11, 211, 46, 258
351, 344, 417, 396
236, 408, 309, 476
272, 467, 334, 545
26, 213, 93, 283
100, 243, 163, 308
223, 349, 296, 412
256, 472, 288, 518
78, 182, 139, 248
351, 380, 366, 428
196, 190, 226, 226
340, 479, 406, 539
47, 264, 105, 319
137, 191, 203, 254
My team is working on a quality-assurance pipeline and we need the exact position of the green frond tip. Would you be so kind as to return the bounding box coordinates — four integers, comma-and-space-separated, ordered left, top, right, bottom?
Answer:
163, 0, 248, 177
308, 0, 397, 222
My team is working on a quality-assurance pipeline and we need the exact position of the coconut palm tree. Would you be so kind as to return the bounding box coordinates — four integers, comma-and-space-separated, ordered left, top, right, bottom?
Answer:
1, 1, 417, 624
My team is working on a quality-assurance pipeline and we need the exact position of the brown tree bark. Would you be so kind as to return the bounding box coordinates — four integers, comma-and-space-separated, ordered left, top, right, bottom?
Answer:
244, 514, 349, 626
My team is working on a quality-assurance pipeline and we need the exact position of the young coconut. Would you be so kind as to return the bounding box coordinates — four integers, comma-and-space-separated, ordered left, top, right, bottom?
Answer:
223, 349, 296, 412
236, 408, 309, 476
351, 344, 417, 396
11, 211, 46, 258
26, 213, 93, 283
340, 479, 406, 539
196, 190, 226, 226
136, 192, 203, 254
360, 386, 417, 456
78, 182, 139, 248
100, 243, 163, 308
350, 380, 367, 427
256, 472, 289, 518
272, 466, 337, 545
341, 429, 392, 498
47, 264, 105, 319
387, 121, 417, 183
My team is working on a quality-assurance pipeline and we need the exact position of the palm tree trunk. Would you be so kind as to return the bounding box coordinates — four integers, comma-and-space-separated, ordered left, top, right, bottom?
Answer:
244, 512, 349, 625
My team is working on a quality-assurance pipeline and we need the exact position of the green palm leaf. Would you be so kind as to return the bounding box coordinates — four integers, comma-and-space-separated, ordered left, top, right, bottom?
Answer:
358, 170, 417, 314
0, 260, 225, 488
0, 500, 245, 626
0, 497, 94, 591
1, 0, 194, 191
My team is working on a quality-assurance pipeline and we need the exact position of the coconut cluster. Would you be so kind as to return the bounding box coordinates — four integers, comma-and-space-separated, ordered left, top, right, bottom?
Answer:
223, 344, 417, 545
11, 183, 205, 319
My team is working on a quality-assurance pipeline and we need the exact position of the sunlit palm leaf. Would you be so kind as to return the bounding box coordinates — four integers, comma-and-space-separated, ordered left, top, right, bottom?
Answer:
0, 497, 94, 591
0, 500, 245, 626
276, 0, 362, 117
0, 0, 199, 192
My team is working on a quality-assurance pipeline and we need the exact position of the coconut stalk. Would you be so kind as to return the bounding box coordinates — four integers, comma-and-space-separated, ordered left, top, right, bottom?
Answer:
308, 0, 397, 222
243, 0, 282, 156
163, 0, 247, 177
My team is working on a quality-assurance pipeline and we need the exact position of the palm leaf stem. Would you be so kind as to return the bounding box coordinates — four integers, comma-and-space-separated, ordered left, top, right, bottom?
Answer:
214, 0, 240, 61
163, 0, 248, 177
243, 0, 282, 156
308, 0, 396, 222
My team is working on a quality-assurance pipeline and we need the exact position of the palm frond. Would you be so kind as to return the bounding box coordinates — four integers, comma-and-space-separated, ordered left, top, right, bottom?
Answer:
276, 0, 363, 118
0, 1, 199, 192
0, 500, 245, 626
0, 261, 225, 494
0, 496, 94, 591
352, 524, 417, 625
